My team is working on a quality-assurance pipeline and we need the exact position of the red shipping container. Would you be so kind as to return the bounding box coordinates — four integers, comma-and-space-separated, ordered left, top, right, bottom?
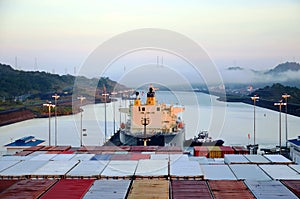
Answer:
0, 179, 57, 199
281, 180, 300, 198
130, 153, 151, 160
0, 180, 19, 193
40, 179, 94, 199
194, 146, 209, 157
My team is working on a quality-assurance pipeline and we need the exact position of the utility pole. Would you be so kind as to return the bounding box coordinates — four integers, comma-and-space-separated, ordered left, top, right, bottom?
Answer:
52, 94, 60, 146
274, 100, 286, 154
43, 101, 55, 146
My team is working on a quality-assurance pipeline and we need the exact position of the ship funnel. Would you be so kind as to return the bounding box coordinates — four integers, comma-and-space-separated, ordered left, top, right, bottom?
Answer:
146, 85, 156, 105
134, 91, 141, 106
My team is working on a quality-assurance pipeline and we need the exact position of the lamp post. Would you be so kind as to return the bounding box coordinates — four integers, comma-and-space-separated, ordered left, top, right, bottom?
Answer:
102, 91, 109, 141
274, 100, 286, 154
52, 94, 60, 146
251, 95, 259, 145
43, 101, 55, 146
77, 96, 86, 146
282, 93, 290, 147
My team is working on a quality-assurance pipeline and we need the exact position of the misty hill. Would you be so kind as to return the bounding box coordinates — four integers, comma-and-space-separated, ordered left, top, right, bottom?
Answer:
0, 63, 125, 100
265, 62, 300, 75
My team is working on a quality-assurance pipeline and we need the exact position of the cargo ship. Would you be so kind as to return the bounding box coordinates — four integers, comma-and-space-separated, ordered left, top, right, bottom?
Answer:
118, 85, 185, 147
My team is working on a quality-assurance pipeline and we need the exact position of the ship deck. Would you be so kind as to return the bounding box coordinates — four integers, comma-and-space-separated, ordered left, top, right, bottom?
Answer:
0, 145, 300, 198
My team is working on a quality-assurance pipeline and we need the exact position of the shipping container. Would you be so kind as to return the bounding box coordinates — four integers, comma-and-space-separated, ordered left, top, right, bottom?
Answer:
170, 154, 189, 163
259, 165, 300, 180
110, 154, 132, 160
40, 179, 94, 199
32, 160, 79, 178
0, 180, 19, 193
70, 154, 95, 161
135, 160, 168, 178
66, 161, 108, 179
59, 150, 75, 154
23, 146, 44, 151
207, 146, 222, 158
127, 180, 169, 199
50, 154, 76, 161
29, 154, 58, 161
189, 156, 210, 164
232, 146, 249, 154
48, 146, 71, 151
130, 146, 158, 152
245, 180, 298, 199
101, 160, 138, 179
219, 146, 235, 158
208, 180, 255, 199
0, 179, 57, 199
289, 164, 300, 174
0, 160, 48, 178
90, 154, 111, 161
157, 146, 182, 153
201, 165, 236, 180
224, 154, 250, 164
264, 154, 293, 164
130, 153, 150, 160
170, 160, 203, 179
229, 164, 271, 181
0, 161, 20, 172
171, 180, 213, 199
83, 179, 131, 199
14, 150, 33, 156
40, 146, 56, 151
193, 146, 209, 157
0, 155, 33, 161
244, 154, 271, 164
46, 150, 62, 154
150, 154, 169, 160
281, 180, 300, 198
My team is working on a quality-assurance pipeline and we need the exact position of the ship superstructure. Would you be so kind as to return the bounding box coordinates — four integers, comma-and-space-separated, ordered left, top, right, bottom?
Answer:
119, 85, 185, 147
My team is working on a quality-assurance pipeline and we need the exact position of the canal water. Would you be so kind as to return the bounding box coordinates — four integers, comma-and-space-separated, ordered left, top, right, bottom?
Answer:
0, 91, 299, 153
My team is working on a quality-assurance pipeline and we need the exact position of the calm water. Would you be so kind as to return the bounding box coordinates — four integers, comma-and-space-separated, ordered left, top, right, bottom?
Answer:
1, 91, 299, 153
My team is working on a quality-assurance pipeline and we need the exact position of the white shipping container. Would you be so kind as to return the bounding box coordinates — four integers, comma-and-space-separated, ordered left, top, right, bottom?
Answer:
29, 154, 58, 161
67, 161, 108, 177
101, 160, 138, 178
289, 164, 300, 174
50, 154, 76, 161
263, 155, 293, 164
32, 160, 79, 176
70, 154, 95, 161
135, 159, 168, 177
244, 155, 271, 164
229, 164, 271, 181
0, 155, 33, 161
224, 154, 249, 164
0, 160, 20, 172
201, 165, 236, 180
170, 160, 203, 178
83, 179, 131, 199
259, 164, 300, 180
0, 160, 48, 177
245, 180, 298, 199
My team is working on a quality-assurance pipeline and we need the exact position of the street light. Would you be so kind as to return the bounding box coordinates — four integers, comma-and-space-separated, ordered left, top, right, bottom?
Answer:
52, 94, 60, 146
274, 100, 286, 154
102, 90, 109, 141
251, 95, 259, 145
43, 101, 55, 146
282, 93, 291, 147
77, 96, 86, 146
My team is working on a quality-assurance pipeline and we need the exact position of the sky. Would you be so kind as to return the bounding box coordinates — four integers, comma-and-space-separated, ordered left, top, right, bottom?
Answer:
0, 0, 299, 82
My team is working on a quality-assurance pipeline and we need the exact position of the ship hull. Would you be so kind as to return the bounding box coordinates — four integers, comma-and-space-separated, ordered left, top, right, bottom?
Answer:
120, 130, 184, 147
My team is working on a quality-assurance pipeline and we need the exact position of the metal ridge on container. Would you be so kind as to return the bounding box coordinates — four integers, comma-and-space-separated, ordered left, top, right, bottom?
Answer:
259, 164, 300, 180
224, 154, 250, 164
229, 164, 272, 181
264, 154, 293, 164
170, 160, 203, 180
101, 160, 138, 179
201, 165, 236, 180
